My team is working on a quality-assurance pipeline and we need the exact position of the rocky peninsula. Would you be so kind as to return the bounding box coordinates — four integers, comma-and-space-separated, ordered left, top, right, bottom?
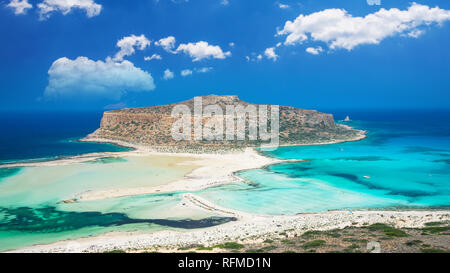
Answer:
85, 95, 365, 152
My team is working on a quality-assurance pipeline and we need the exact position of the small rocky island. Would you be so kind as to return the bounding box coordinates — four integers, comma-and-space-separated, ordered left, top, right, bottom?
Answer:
86, 95, 365, 152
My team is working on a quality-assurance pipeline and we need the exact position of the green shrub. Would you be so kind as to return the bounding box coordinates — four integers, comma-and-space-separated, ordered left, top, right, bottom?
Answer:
421, 226, 449, 234
421, 248, 446, 253
104, 249, 126, 253
303, 240, 326, 248
196, 246, 215, 251
281, 239, 295, 245
215, 242, 244, 250
368, 223, 408, 237
301, 230, 322, 238
385, 230, 408, 237
405, 240, 422, 246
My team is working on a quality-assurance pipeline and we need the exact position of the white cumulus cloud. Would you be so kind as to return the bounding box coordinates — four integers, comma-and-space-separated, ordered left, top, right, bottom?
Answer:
306, 46, 323, 55
155, 36, 176, 52
7, 0, 32, 15
181, 67, 213, 77
407, 29, 423, 38
38, 0, 102, 20
44, 57, 155, 100
113, 34, 150, 61
264, 47, 278, 61
278, 3, 289, 9
163, 69, 174, 80
195, 67, 213, 73
181, 69, 193, 77
176, 41, 231, 62
144, 54, 162, 61
277, 3, 450, 51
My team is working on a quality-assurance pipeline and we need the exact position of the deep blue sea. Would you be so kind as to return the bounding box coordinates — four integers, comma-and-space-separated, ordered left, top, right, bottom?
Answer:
0, 111, 130, 164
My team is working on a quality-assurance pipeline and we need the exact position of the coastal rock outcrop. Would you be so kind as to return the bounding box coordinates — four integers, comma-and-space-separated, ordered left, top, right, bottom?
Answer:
87, 95, 364, 151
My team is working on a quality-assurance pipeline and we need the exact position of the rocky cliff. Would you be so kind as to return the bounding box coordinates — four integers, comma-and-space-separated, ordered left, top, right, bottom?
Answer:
87, 95, 364, 150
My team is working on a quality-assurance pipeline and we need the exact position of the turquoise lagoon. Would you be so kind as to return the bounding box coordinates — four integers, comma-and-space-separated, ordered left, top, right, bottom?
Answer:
198, 112, 450, 214
0, 156, 233, 251
0, 110, 449, 251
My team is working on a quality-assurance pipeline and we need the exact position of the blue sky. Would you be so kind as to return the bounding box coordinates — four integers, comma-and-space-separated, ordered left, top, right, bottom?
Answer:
1, 0, 450, 111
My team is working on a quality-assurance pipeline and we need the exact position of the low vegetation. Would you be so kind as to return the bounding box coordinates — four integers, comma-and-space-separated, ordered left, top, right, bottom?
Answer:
196, 242, 244, 251
367, 223, 408, 237
302, 240, 326, 248
134, 221, 449, 254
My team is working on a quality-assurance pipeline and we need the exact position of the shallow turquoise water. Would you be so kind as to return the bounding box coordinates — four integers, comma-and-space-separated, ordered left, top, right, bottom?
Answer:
199, 117, 450, 214
0, 192, 235, 251
0, 157, 233, 251
0, 111, 449, 251
0, 156, 193, 207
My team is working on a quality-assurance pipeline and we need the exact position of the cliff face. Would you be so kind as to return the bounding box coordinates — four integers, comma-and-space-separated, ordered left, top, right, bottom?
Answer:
87, 95, 361, 148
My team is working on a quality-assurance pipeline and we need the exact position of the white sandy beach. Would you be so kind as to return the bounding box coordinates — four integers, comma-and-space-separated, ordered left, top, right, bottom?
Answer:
0, 141, 299, 202
72, 133, 366, 201
75, 148, 300, 202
